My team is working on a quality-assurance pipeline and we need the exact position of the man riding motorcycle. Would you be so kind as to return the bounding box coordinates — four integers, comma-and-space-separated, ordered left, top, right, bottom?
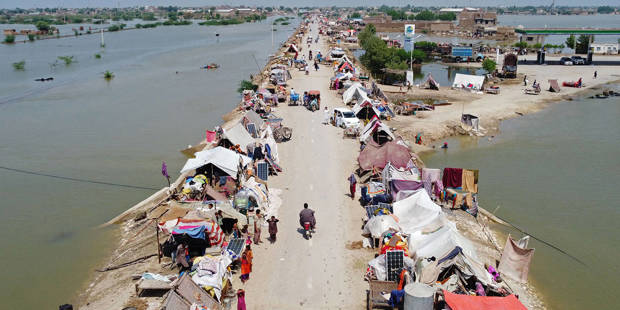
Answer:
299, 203, 316, 230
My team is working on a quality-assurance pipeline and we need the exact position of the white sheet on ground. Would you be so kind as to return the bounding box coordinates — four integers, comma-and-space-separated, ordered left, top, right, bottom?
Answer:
452, 73, 485, 90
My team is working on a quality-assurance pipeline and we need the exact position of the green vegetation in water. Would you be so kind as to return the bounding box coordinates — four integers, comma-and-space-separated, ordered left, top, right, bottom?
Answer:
58, 56, 75, 66
358, 24, 427, 77
136, 22, 161, 29
281, 22, 290, 25
162, 20, 192, 26
94, 53, 102, 59
28, 34, 35, 41
482, 58, 497, 73
12, 60, 25, 70
237, 80, 258, 93
199, 19, 243, 26
103, 70, 114, 80
107, 24, 126, 32
4, 34, 15, 43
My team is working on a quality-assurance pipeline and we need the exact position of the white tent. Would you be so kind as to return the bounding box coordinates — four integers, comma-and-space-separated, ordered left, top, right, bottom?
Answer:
363, 215, 400, 238
259, 126, 279, 164
392, 190, 443, 235
359, 117, 395, 144
180, 146, 251, 176
287, 44, 299, 53
452, 73, 485, 90
222, 123, 255, 149
408, 221, 477, 261
342, 83, 368, 105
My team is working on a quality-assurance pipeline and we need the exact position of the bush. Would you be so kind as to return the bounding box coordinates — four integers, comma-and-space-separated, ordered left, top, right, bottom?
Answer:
4, 34, 15, 43
58, 56, 75, 65
104, 70, 114, 80
12, 60, 25, 70
94, 53, 102, 59
237, 80, 258, 93
28, 34, 35, 41
108, 25, 121, 32
482, 58, 496, 73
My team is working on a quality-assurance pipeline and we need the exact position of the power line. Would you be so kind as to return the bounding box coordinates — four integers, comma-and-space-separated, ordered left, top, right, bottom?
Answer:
0, 165, 160, 191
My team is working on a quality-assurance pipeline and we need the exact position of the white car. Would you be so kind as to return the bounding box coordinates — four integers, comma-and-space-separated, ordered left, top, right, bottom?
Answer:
333, 108, 360, 128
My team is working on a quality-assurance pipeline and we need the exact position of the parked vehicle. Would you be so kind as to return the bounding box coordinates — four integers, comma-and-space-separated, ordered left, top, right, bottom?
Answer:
333, 108, 360, 128
571, 56, 586, 65
560, 57, 573, 65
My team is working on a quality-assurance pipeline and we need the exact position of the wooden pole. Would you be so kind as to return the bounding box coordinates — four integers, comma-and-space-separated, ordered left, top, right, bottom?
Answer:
156, 222, 161, 264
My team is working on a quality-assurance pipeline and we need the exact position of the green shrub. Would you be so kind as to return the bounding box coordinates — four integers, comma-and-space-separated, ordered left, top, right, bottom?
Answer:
104, 70, 114, 80
4, 34, 15, 43
482, 58, 497, 73
58, 56, 75, 65
12, 60, 25, 70
28, 34, 35, 41
237, 80, 258, 93
94, 53, 102, 59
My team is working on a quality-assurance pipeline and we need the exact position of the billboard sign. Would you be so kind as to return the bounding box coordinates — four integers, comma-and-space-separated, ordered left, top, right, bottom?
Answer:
404, 24, 415, 38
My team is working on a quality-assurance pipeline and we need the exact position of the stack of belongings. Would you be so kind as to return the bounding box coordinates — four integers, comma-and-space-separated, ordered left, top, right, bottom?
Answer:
330, 72, 354, 90
441, 167, 479, 216
364, 188, 518, 301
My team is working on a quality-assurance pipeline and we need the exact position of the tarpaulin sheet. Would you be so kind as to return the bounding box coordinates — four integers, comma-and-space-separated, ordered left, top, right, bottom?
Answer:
498, 235, 535, 283
358, 140, 411, 171
172, 225, 205, 239
392, 191, 443, 235
390, 180, 424, 201
442, 168, 462, 188
443, 290, 527, 310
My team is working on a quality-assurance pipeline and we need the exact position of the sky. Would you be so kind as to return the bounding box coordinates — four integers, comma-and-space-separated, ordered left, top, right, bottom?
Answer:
1, 0, 619, 9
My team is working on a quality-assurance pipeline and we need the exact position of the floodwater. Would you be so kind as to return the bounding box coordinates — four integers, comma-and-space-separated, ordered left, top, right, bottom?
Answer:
421, 92, 620, 309
0, 17, 298, 308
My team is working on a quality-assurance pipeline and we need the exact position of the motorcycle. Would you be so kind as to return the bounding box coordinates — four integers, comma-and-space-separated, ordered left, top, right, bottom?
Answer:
303, 222, 313, 239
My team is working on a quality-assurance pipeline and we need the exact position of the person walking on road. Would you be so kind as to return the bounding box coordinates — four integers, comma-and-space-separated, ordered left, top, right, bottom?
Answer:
348, 173, 357, 200
594, 71, 597, 79
267, 216, 279, 242
240, 245, 253, 283
253, 209, 263, 245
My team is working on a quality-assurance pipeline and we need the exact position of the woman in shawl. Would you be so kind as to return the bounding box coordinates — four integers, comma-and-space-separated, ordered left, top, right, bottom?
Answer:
240, 245, 253, 283
267, 216, 279, 242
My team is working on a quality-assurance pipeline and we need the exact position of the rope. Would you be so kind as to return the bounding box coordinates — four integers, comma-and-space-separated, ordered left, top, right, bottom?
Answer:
481, 210, 587, 266
0, 165, 160, 191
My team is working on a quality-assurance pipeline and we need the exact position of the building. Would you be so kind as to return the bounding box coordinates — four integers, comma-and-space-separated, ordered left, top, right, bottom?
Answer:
458, 10, 497, 29
363, 15, 392, 24
591, 43, 619, 54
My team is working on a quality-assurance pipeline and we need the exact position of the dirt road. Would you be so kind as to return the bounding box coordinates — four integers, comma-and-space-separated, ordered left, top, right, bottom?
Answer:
240, 23, 370, 309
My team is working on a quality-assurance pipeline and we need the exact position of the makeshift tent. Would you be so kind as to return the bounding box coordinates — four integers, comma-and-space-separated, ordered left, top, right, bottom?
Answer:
175, 201, 248, 226
219, 123, 255, 150
330, 48, 345, 58
461, 114, 480, 131
382, 162, 421, 187
337, 61, 355, 73
191, 255, 233, 300
424, 74, 440, 90
334, 72, 354, 81
353, 98, 380, 120
342, 83, 368, 104
409, 221, 477, 262
443, 290, 527, 310
548, 79, 561, 92
392, 190, 443, 235
359, 117, 396, 145
452, 73, 485, 91
363, 215, 400, 238
498, 235, 535, 283
287, 44, 299, 53
358, 140, 410, 171
244, 110, 265, 130
419, 245, 492, 287
180, 147, 252, 177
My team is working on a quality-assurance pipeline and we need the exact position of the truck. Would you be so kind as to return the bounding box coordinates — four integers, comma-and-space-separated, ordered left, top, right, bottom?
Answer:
501, 53, 518, 78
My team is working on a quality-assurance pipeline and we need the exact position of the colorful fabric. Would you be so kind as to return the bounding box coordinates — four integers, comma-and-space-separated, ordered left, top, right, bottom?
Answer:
442, 168, 463, 188
443, 290, 527, 310
462, 169, 476, 193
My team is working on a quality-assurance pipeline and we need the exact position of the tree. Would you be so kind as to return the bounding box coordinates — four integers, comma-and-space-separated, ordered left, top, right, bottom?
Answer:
437, 12, 456, 21
415, 10, 436, 21
350, 12, 361, 19
35, 21, 51, 32
237, 80, 258, 93
482, 58, 496, 73
514, 41, 528, 49
597, 6, 614, 14
4, 34, 15, 43
575, 35, 591, 54
565, 34, 576, 50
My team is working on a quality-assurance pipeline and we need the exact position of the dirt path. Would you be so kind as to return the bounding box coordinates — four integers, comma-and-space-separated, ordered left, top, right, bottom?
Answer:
240, 23, 370, 309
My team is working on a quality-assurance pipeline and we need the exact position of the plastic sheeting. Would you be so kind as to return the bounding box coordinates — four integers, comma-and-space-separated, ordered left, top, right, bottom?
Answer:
498, 235, 535, 283
180, 147, 252, 176
363, 215, 400, 238
452, 73, 485, 90
222, 123, 255, 150
443, 291, 527, 310
342, 83, 368, 104
359, 117, 395, 144
358, 140, 411, 171
392, 191, 443, 235
191, 255, 233, 301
